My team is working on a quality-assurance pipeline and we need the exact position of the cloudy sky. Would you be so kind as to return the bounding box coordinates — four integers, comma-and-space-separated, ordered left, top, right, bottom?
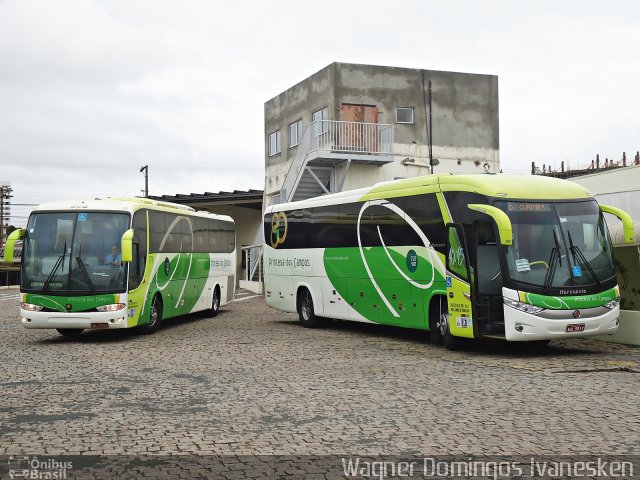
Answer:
1, 0, 639, 227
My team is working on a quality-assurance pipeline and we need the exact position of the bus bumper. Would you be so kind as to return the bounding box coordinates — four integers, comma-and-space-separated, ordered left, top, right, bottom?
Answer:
504, 304, 619, 341
20, 309, 129, 330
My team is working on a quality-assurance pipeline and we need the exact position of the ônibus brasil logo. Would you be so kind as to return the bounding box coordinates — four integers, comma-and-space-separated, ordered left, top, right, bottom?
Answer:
270, 212, 288, 248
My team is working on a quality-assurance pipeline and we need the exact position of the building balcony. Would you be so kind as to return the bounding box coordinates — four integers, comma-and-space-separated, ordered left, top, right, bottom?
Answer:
305, 120, 394, 165
275, 120, 394, 204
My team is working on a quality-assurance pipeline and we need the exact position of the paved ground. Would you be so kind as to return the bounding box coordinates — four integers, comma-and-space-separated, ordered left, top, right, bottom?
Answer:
1, 287, 639, 475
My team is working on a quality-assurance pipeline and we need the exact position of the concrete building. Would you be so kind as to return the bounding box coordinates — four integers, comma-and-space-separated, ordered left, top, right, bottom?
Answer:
264, 62, 499, 205
155, 63, 501, 294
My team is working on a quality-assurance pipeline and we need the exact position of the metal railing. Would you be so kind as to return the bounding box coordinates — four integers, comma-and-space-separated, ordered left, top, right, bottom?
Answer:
279, 122, 313, 204
310, 120, 393, 154
241, 244, 263, 283
277, 120, 393, 204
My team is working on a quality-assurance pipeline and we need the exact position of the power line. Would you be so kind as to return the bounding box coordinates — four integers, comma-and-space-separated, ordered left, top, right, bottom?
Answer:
1, 162, 261, 172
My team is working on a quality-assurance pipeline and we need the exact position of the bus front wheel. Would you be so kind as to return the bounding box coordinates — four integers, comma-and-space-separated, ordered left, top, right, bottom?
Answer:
57, 329, 84, 337
429, 298, 443, 345
439, 309, 464, 351
139, 295, 162, 334
298, 289, 323, 328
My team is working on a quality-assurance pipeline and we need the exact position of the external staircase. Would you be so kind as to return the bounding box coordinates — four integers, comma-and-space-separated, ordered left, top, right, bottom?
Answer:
271, 119, 394, 205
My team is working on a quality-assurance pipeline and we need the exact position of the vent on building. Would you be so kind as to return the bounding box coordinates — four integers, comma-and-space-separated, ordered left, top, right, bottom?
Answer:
395, 107, 414, 124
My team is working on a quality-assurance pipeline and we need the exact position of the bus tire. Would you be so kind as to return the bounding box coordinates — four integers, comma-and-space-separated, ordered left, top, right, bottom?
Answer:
57, 328, 84, 337
139, 295, 162, 334
297, 288, 323, 328
439, 308, 464, 351
210, 287, 221, 317
429, 297, 443, 345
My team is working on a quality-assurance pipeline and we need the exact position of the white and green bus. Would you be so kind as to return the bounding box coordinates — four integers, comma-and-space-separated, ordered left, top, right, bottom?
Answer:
3, 197, 235, 336
263, 174, 634, 349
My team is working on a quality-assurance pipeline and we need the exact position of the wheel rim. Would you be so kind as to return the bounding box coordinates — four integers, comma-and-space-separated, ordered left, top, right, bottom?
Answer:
149, 301, 158, 327
438, 312, 448, 337
213, 292, 219, 311
301, 294, 311, 321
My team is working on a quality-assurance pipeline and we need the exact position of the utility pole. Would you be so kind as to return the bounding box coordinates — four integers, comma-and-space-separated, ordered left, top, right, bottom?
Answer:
0, 183, 13, 247
421, 71, 435, 174
428, 79, 433, 173
139, 165, 148, 198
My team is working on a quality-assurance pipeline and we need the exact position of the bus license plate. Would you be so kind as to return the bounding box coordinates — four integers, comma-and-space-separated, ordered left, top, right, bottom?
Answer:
91, 323, 109, 329
566, 323, 585, 333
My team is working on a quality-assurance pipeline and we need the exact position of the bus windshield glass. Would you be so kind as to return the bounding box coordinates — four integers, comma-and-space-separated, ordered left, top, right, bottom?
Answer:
494, 200, 615, 290
22, 212, 130, 294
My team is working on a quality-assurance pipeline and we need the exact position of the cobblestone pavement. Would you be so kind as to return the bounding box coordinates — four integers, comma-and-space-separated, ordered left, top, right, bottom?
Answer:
1, 287, 639, 461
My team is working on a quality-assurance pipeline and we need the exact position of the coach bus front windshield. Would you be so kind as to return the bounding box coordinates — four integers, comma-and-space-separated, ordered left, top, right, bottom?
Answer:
494, 200, 616, 291
21, 212, 130, 294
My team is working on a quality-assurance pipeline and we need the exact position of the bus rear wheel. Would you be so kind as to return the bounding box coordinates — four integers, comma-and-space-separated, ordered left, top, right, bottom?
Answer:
210, 287, 220, 317
139, 295, 162, 334
298, 289, 323, 328
57, 329, 84, 337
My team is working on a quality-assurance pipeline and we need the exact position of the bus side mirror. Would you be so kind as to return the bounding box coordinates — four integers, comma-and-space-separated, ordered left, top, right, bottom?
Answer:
121, 229, 135, 263
3, 228, 25, 263
599, 204, 635, 244
467, 204, 513, 246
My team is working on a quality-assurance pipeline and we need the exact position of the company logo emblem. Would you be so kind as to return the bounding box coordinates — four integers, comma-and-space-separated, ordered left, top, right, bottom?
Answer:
573, 309, 581, 319
406, 249, 418, 273
65, 303, 72, 311
8, 456, 73, 478
164, 258, 170, 276
270, 212, 288, 248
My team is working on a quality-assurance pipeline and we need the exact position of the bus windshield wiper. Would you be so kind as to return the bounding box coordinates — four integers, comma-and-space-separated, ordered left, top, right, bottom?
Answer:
567, 231, 600, 286
543, 229, 563, 292
553, 229, 562, 266
43, 241, 67, 293
75, 256, 96, 294
543, 245, 558, 293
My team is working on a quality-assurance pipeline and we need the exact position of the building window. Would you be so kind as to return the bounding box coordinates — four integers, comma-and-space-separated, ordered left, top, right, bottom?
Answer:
396, 107, 414, 124
312, 107, 329, 136
268, 130, 281, 156
289, 120, 301, 148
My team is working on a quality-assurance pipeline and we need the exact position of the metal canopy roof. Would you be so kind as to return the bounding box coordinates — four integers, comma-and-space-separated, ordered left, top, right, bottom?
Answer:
149, 189, 263, 209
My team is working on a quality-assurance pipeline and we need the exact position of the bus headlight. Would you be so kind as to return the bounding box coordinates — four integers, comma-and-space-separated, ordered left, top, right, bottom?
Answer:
96, 303, 126, 312
604, 297, 620, 310
21, 303, 43, 312
503, 298, 545, 314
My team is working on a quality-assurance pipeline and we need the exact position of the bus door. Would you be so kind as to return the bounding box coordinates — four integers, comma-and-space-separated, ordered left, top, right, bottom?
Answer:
472, 221, 505, 336
444, 224, 476, 339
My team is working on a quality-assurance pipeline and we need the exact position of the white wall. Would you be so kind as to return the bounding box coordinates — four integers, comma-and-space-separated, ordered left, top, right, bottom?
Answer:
570, 165, 640, 222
